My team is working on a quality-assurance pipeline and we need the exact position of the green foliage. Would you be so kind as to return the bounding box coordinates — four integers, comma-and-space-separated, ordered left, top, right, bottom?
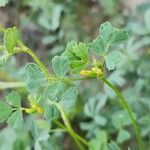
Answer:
42, 81, 65, 103
25, 63, 47, 90
111, 111, 132, 129
7, 110, 23, 128
89, 22, 128, 70
0, 51, 10, 67
0, 13, 149, 149
63, 41, 88, 73
80, 93, 107, 139
100, 22, 128, 45
4, 27, 19, 53
0, 128, 16, 150
44, 105, 60, 121
42, 81, 78, 113
6, 91, 21, 107
52, 55, 70, 77
0, 101, 12, 122
0, 0, 8, 7
89, 130, 108, 150
100, 22, 113, 44
34, 130, 50, 150
105, 51, 123, 70
61, 86, 78, 111
108, 141, 120, 150
117, 129, 130, 144
89, 37, 107, 55
0, 92, 23, 128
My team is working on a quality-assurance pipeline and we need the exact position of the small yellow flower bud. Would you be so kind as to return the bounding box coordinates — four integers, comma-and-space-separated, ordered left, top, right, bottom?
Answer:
31, 102, 44, 113
36, 107, 44, 113
25, 108, 34, 113
91, 67, 103, 77
80, 70, 93, 76
80, 67, 104, 78
25, 102, 44, 114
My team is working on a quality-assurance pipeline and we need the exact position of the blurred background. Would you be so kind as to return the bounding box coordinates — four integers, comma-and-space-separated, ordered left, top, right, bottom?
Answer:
0, 0, 150, 149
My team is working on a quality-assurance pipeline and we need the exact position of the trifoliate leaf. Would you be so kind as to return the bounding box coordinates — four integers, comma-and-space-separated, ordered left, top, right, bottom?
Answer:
4, 27, 19, 53
6, 91, 21, 107
117, 129, 130, 144
88, 37, 107, 56
52, 55, 70, 77
0, 101, 12, 122
43, 82, 65, 102
99, 22, 128, 45
105, 51, 123, 70
108, 141, 121, 150
61, 87, 78, 111
0, 0, 8, 7
63, 41, 88, 74
44, 105, 60, 120
100, 22, 113, 44
7, 110, 23, 128
25, 63, 46, 90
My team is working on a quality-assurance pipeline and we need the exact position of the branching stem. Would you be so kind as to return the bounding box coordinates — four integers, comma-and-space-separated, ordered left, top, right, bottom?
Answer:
56, 103, 88, 150
1, 41, 145, 149
12, 48, 50, 79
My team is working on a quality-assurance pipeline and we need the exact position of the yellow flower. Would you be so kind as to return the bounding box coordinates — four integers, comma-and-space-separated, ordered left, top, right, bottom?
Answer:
80, 70, 93, 76
31, 102, 44, 113
25, 102, 44, 114
25, 108, 34, 113
91, 67, 103, 77
80, 67, 103, 77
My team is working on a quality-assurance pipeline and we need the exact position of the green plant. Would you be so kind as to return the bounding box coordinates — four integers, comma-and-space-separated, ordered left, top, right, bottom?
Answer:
0, 0, 8, 7
0, 19, 146, 150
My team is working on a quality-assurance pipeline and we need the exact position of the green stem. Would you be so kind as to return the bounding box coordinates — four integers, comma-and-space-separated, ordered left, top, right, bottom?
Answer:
100, 77, 145, 150
73, 132, 89, 146
12, 48, 50, 79
0, 81, 25, 89
49, 128, 66, 133
72, 137, 85, 150
68, 77, 92, 81
1, 43, 89, 149
54, 120, 89, 147
1, 44, 92, 83
54, 120, 67, 129
11, 46, 91, 83
47, 77, 92, 84
56, 104, 88, 150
